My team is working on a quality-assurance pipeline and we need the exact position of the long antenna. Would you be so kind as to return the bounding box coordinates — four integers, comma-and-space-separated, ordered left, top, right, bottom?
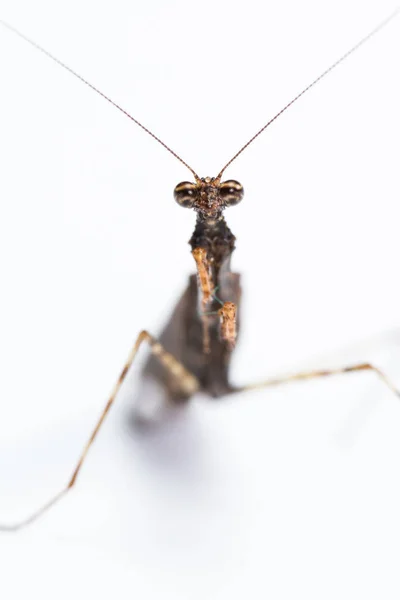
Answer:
216, 8, 399, 179
0, 18, 200, 180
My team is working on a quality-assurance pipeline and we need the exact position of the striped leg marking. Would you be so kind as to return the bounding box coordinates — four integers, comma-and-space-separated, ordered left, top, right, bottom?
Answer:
192, 247, 214, 354
232, 363, 400, 398
0, 330, 199, 532
218, 301, 237, 351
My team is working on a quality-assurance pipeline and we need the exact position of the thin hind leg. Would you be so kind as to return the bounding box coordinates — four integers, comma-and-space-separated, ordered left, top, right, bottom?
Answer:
230, 363, 400, 398
0, 331, 200, 532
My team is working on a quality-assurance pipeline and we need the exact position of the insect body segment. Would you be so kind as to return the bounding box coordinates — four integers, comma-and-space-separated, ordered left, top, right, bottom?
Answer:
174, 177, 244, 215
192, 247, 214, 354
181, 178, 242, 354
192, 247, 213, 307
218, 302, 237, 351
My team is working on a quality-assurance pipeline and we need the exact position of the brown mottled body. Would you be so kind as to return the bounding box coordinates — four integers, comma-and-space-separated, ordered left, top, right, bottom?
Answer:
188, 207, 240, 394
145, 180, 242, 399
144, 274, 241, 399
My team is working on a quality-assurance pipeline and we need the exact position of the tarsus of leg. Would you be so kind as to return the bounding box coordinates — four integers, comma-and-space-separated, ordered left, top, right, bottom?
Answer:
232, 363, 400, 398
0, 331, 199, 532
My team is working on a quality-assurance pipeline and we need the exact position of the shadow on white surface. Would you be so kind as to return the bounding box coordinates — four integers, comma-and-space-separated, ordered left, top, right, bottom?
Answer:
1, 330, 400, 598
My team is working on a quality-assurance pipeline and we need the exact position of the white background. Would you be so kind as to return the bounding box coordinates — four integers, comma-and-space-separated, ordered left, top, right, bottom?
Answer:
0, 0, 399, 598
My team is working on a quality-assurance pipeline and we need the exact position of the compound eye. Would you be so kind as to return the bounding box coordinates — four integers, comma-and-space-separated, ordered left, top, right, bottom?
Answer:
174, 181, 197, 208
219, 180, 244, 206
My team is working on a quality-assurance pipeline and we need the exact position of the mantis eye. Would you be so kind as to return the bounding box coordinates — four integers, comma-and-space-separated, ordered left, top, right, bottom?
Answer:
219, 180, 244, 206
174, 182, 197, 208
